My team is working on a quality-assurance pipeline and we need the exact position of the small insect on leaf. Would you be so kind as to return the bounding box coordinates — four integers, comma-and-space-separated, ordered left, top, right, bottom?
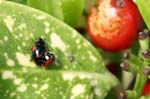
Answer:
31, 37, 55, 67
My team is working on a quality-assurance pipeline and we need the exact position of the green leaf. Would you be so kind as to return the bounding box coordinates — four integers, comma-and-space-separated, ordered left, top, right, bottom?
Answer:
7, 0, 27, 4
27, 0, 84, 27
27, 0, 64, 21
136, 0, 150, 29
0, 1, 118, 99
0, 70, 117, 99
61, 0, 84, 27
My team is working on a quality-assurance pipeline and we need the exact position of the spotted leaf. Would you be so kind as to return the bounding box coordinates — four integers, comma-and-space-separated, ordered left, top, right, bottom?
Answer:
0, 1, 118, 99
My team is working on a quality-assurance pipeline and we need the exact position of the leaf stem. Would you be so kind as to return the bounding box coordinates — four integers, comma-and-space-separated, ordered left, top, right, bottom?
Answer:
133, 74, 148, 98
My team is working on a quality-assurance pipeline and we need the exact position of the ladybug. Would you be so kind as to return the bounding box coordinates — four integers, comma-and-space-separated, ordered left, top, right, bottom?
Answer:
31, 38, 55, 67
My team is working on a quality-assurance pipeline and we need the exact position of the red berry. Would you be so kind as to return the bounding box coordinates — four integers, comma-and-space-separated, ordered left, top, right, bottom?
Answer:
87, 0, 143, 52
142, 80, 150, 96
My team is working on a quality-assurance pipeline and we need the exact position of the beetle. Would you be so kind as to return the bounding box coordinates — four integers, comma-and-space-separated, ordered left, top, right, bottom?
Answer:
31, 38, 55, 67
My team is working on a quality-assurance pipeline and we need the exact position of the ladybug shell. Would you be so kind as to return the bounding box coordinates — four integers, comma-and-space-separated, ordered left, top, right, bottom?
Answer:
32, 46, 42, 58
43, 53, 55, 67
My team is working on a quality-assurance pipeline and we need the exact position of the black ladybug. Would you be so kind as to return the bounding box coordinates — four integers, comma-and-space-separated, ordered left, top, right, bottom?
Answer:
31, 38, 55, 67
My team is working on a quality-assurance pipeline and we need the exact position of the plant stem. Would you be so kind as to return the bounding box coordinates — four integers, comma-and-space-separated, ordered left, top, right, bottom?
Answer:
133, 74, 148, 98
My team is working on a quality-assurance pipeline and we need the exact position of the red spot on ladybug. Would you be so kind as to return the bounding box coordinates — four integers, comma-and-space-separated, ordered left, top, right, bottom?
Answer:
31, 38, 55, 67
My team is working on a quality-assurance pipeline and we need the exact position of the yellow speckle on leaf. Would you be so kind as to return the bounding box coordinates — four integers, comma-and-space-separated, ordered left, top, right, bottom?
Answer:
71, 84, 86, 99
13, 78, 22, 85
17, 83, 27, 92
4, 36, 8, 41
3, 16, 14, 32
2, 71, 16, 79
40, 84, 49, 91
50, 33, 67, 52
7, 59, 15, 66
16, 52, 36, 67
